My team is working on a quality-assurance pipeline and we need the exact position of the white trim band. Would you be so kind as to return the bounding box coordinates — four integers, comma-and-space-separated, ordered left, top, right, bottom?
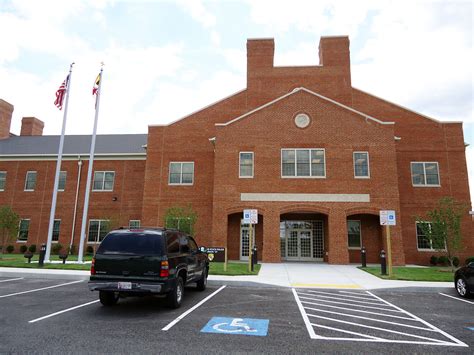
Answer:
240, 193, 370, 202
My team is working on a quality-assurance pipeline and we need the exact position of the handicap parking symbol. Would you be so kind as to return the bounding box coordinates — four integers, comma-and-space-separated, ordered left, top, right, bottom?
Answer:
201, 317, 269, 336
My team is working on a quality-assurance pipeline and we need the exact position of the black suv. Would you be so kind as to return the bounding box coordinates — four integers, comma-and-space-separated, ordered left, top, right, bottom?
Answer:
88, 228, 209, 308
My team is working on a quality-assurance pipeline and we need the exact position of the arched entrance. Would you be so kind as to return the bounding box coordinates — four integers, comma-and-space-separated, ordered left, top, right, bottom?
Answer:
227, 212, 263, 261
280, 212, 328, 261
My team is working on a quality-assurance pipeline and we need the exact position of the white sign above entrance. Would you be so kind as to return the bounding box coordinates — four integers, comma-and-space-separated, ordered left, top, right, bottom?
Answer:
380, 210, 396, 226
243, 209, 258, 224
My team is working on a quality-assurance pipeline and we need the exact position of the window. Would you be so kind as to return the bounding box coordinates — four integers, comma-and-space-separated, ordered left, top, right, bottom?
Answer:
354, 152, 370, 178
52, 220, 61, 242
169, 162, 194, 185
129, 220, 141, 229
87, 220, 110, 243
24, 171, 37, 191
93, 171, 115, 191
347, 220, 361, 249
0, 171, 6, 191
58, 171, 67, 191
18, 219, 30, 241
239, 152, 254, 178
411, 162, 440, 186
416, 222, 445, 250
281, 149, 325, 177
167, 233, 180, 254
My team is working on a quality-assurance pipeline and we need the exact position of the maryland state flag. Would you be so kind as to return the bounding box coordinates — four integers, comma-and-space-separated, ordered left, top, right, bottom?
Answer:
92, 73, 101, 96
54, 75, 69, 110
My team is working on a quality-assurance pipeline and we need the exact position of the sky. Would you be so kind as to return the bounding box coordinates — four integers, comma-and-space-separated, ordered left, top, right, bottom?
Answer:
0, 0, 473, 206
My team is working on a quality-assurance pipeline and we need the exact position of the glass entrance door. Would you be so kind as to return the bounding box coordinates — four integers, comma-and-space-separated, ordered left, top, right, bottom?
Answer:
240, 222, 255, 261
285, 229, 313, 260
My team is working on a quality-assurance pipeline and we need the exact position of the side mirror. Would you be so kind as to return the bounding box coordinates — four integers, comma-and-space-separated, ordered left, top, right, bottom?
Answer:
199, 246, 207, 253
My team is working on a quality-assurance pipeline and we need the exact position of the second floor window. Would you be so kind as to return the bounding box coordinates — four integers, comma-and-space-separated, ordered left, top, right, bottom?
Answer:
0, 171, 6, 191
58, 171, 67, 191
411, 162, 440, 186
24, 171, 37, 191
353, 152, 370, 178
169, 162, 194, 185
239, 152, 254, 178
18, 219, 30, 241
93, 171, 115, 191
282, 149, 325, 177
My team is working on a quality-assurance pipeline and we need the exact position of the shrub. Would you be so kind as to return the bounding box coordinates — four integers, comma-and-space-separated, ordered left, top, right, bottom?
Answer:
429, 255, 438, 266
28, 244, 37, 253
437, 256, 448, 266
452, 256, 460, 267
465, 256, 474, 265
51, 243, 63, 255
6, 245, 14, 253
86, 246, 94, 255
19, 245, 28, 253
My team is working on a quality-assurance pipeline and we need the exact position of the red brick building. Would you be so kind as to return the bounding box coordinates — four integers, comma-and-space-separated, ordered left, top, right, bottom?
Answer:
1, 36, 472, 264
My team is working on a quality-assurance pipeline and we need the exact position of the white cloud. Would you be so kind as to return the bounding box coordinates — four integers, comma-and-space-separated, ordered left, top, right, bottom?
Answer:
175, 0, 216, 28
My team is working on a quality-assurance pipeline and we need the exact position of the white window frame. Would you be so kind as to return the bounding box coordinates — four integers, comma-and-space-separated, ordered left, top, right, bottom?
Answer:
87, 219, 110, 244
17, 219, 30, 242
281, 148, 326, 178
411, 162, 440, 187
24, 171, 37, 191
168, 162, 194, 185
52, 219, 61, 242
0, 171, 6, 191
239, 152, 254, 178
92, 171, 115, 191
58, 171, 67, 192
129, 220, 141, 229
347, 220, 362, 249
415, 221, 446, 251
353, 151, 370, 179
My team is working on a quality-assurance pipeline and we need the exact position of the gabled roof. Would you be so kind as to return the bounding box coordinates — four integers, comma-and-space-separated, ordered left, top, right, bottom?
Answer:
0, 134, 147, 157
215, 87, 395, 127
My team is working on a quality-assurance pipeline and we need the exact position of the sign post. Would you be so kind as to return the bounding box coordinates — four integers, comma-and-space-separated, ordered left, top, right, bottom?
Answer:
243, 209, 258, 272
379, 210, 396, 277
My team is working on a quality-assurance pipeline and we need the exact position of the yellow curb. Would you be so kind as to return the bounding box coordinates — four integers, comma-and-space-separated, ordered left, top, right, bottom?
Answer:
290, 283, 361, 289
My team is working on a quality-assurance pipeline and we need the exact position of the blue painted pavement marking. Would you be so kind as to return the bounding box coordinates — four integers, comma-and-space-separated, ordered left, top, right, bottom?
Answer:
201, 317, 269, 336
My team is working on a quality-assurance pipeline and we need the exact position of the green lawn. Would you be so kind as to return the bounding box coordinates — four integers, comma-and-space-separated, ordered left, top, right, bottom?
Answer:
209, 262, 261, 276
359, 266, 454, 282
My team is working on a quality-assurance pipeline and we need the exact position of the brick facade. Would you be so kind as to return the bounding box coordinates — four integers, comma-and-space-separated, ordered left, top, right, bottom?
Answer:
0, 35, 472, 264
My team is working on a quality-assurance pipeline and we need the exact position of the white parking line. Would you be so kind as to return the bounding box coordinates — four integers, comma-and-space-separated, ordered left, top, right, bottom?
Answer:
162, 285, 227, 331
439, 293, 474, 305
298, 295, 402, 312
29, 300, 100, 323
306, 290, 377, 301
0, 277, 24, 283
0, 280, 82, 299
298, 291, 389, 306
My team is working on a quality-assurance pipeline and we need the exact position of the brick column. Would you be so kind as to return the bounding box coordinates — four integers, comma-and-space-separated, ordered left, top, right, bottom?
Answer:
327, 209, 349, 264
262, 209, 280, 262
211, 206, 227, 249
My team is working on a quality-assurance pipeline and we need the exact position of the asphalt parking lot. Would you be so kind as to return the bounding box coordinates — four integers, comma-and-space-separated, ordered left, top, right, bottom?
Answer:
0, 276, 472, 354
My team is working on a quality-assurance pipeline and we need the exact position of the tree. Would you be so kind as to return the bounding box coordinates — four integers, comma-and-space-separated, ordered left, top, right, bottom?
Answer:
164, 205, 197, 235
416, 197, 467, 271
0, 206, 20, 259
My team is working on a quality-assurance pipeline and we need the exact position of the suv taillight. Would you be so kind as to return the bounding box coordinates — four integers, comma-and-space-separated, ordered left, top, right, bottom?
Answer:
160, 260, 169, 277
90, 257, 96, 275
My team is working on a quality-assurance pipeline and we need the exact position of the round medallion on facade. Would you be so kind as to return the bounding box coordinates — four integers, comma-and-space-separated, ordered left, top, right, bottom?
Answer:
294, 113, 311, 128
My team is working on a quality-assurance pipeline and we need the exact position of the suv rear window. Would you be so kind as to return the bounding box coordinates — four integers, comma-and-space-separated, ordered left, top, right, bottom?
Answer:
96, 232, 164, 255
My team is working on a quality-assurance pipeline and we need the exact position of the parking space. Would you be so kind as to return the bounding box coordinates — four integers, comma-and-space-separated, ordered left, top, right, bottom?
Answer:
0, 276, 472, 353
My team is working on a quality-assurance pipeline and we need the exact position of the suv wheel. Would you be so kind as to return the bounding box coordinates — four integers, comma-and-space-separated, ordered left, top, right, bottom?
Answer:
456, 277, 468, 298
167, 277, 184, 309
196, 269, 207, 291
99, 291, 119, 306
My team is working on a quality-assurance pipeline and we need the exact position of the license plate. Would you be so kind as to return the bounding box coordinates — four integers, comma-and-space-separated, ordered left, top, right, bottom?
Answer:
118, 282, 132, 290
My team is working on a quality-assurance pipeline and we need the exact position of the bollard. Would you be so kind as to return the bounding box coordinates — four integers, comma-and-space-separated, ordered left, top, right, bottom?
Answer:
251, 246, 258, 271
361, 246, 367, 268
38, 243, 46, 267
380, 249, 387, 275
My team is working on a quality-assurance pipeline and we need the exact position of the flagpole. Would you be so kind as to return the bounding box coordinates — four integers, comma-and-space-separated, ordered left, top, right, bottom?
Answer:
78, 65, 104, 263
45, 62, 75, 262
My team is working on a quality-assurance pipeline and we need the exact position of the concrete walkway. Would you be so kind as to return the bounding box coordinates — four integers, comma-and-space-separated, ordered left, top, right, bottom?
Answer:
0, 263, 454, 290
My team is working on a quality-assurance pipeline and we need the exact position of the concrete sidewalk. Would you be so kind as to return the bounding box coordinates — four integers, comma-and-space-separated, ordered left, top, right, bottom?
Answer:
0, 263, 454, 290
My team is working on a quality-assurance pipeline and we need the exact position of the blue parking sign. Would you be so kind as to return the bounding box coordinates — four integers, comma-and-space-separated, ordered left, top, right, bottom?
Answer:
201, 317, 269, 336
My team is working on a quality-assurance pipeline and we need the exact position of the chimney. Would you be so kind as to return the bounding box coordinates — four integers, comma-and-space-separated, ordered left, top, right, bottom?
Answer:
0, 99, 14, 139
20, 117, 44, 136
247, 38, 274, 72
318, 36, 351, 85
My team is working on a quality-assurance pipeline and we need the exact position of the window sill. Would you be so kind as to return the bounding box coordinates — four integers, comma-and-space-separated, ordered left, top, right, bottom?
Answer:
16, 240, 27, 243
348, 247, 362, 250
168, 183, 194, 186
412, 185, 441, 188
354, 176, 370, 179
281, 176, 326, 179
92, 189, 114, 192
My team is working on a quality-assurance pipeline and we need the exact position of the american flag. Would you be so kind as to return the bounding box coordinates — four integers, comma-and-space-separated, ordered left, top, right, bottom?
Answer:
54, 75, 69, 110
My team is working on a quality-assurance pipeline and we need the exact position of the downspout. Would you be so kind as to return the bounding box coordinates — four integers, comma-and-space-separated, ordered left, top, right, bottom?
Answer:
69, 157, 83, 253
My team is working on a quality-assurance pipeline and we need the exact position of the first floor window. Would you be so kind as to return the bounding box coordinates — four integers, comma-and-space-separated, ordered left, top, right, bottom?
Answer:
93, 171, 115, 191
411, 162, 440, 186
25, 171, 37, 191
129, 220, 141, 229
347, 220, 361, 248
354, 152, 370, 178
169, 162, 194, 185
52, 220, 61, 241
18, 219, 30, 241
88, 220, 110, 243
58, 171, 67, 191
282, 149, 325, 177
239, 152, 254, 178
416, 222, 445, 250
0, 171, 6, 190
